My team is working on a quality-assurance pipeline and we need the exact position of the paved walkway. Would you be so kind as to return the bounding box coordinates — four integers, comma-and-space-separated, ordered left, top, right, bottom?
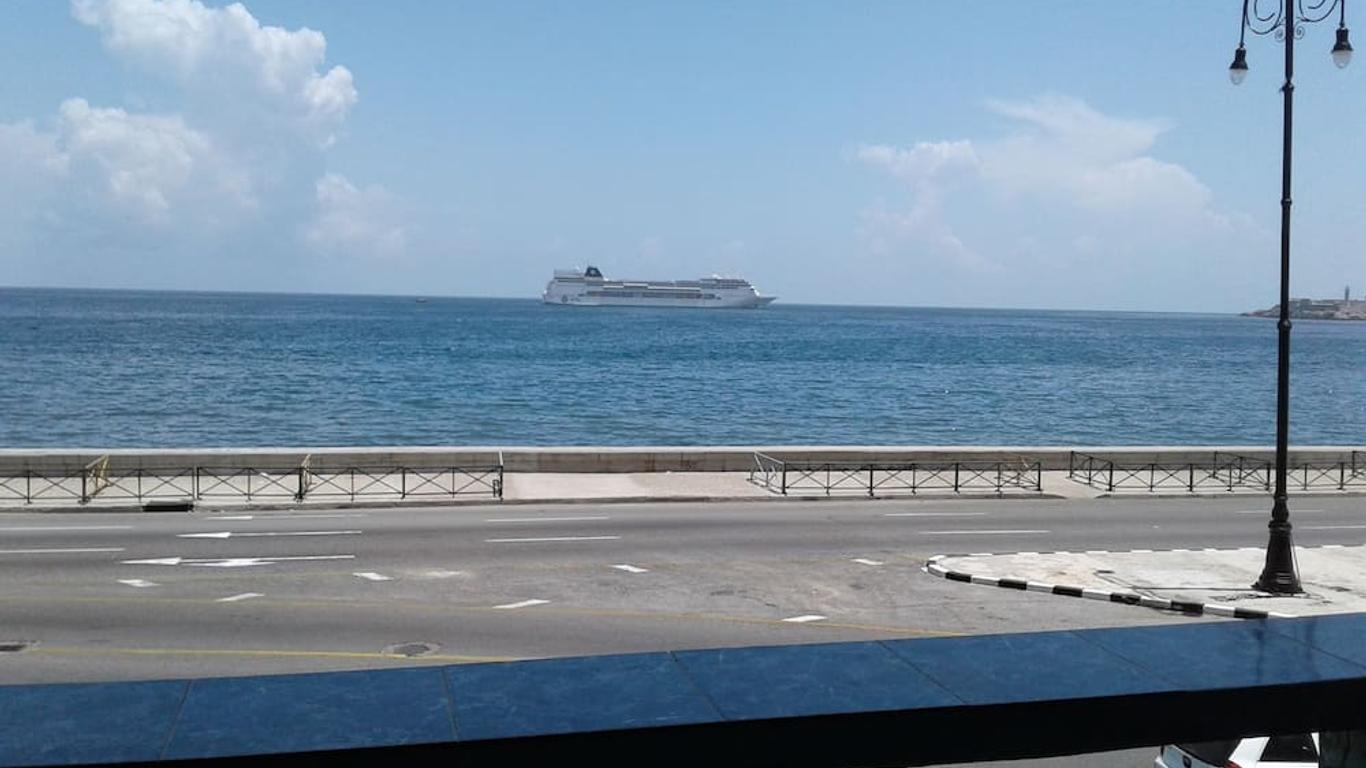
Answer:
9, 466, 1366, 509
929, 544, 1366, 618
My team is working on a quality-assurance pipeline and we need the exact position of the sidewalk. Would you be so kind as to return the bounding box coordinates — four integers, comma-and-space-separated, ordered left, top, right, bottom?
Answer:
502, 471, 773, 501
10, 467, 1366, 510
927, 545, 1366, 619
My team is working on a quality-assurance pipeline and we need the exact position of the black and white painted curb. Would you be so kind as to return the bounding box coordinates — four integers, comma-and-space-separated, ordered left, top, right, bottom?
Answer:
925, 550, 1296, 620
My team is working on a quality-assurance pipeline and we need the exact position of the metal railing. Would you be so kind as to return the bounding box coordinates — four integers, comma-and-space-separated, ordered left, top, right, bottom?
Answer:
1068, 450, 1366, 493
0, 457, 503, 506
749, 453, 1042, 496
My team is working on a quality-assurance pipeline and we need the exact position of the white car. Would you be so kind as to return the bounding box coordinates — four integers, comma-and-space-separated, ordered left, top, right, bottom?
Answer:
1156, 734, 1319, 768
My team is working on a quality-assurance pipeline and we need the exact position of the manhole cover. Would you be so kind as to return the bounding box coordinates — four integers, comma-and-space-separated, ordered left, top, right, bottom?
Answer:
0, 641, 34, 653
384, 641, 439, 658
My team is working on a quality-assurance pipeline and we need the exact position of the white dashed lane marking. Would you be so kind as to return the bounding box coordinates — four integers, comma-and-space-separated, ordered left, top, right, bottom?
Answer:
611, 564, 648, 573
1303, 525, 1366, 530
0, 525, 133, 531
117, 579, 158, 588
783, 615, 827, 623
486, 516, 611, 523
883, 512, 988, 518
851, 558, 884, 566
485, 536, 621, 544
0, 548, 124, 555
216, 593, 264, 603
177, 530, 362, 539
920, 530, 1050, 536
354, 572, 392, 581
493, 599, 550, 610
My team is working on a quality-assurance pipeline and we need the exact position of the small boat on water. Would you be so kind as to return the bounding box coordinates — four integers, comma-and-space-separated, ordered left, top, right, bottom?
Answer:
542, 266, 776, 309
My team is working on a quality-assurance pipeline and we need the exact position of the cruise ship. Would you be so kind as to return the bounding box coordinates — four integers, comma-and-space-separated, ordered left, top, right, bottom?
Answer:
542, 266, 777, 309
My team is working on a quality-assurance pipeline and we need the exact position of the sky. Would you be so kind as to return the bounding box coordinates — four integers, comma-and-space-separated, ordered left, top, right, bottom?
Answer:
0, 1, 1363, 312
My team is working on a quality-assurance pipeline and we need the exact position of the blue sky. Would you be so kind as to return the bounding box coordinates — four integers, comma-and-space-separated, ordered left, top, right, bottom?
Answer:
1, 1, 1363, 311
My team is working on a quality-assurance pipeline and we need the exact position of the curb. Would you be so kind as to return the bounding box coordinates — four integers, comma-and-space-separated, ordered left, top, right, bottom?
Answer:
924, 554, 1293, 620
0, 490, 1066, 514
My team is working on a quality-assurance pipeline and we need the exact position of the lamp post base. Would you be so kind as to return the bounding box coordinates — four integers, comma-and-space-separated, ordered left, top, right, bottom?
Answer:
1253, 512, 1302, 594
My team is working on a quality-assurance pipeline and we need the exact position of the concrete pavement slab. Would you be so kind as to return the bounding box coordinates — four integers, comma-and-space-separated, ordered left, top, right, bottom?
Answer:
930, 545, 1366, 618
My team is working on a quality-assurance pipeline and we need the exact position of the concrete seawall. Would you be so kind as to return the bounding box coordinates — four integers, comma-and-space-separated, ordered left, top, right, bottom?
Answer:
0, 445, 1360, 473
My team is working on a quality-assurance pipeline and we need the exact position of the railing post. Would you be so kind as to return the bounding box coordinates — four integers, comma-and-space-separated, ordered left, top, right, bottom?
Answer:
81, 471, 88, 504
780, 462, 787, 496
954, 463, 960, 493
402, 467, 407, 499
1068, 451, 1075, 477
497, 465, 505, 499
1342, 461, 1347, 491
25, 470, 31, 504
1108, 463, 1114, 493
137, 469, 143, 503
996, 464, 1002, 494
868, 465, 874, 497
1189, 464, 1195, 493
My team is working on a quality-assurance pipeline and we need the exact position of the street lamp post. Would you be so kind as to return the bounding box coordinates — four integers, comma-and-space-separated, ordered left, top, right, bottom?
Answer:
1229, 0, 1351, 594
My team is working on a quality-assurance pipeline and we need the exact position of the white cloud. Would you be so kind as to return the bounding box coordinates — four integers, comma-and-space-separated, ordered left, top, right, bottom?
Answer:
57, 98, 255, 223
305, 173, 407, 258
0, 1, 399, 287
855, 94, 1254, 309
856, 141, 979, 186
72, 0, 356, 146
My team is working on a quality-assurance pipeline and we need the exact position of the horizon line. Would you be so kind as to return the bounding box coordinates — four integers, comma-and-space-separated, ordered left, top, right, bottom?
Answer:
0, 283, 1255, 317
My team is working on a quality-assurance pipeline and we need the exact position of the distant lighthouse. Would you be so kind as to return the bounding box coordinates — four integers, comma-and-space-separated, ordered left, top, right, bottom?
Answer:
1348, 285, 1353, 302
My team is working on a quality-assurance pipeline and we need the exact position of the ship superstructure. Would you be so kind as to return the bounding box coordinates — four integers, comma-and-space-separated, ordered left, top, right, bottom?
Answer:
542, 266, 776, 309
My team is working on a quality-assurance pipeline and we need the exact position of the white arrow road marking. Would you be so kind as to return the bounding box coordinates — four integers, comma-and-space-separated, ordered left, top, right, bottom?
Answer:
485, 516, 611, 523
122, 555, 355, 567
921, 529, 1050, 535
851, 558, 884, 566
177, 530, 362, 539
0, 548, 124, 555
783, 615, 827, 623
354, 572, 392, 581
213, 515, 254, 521
117, 579, 158, 588
611, 564, 648, 573
485, 536, 620, 544
0, 525, 133, 531
493, 599, 549, 610
216, 592, 263, 602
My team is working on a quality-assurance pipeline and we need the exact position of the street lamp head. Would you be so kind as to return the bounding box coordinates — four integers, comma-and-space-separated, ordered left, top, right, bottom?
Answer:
1332, 27, 1354, 68
1229, 45, 1250, 84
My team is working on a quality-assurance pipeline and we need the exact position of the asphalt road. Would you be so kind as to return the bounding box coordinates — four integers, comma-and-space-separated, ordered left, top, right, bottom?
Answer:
2, 494, 1359, 767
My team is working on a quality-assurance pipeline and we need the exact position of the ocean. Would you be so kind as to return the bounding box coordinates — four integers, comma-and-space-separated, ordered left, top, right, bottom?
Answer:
1, 287, 1363, 448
